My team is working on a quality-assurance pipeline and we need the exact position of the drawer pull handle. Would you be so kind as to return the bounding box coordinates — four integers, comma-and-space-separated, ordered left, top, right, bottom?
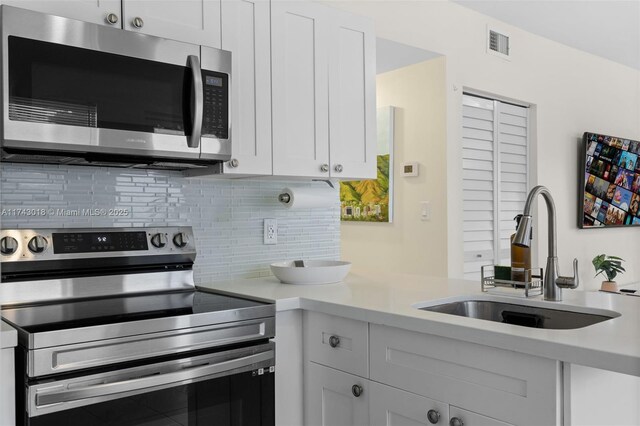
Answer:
427, 409, 440, 424
328, 335, 340, 348
351, 384, 363, 397
449, 417, 464, 426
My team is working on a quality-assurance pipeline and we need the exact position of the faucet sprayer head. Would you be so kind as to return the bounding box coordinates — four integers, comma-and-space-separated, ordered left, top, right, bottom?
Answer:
512, 215, 533, 247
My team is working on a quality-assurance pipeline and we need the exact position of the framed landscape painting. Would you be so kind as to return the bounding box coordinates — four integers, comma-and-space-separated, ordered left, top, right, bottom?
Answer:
340, 106, 394, 223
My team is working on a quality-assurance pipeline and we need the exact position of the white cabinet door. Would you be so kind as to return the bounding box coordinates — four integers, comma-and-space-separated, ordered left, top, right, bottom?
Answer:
305, 362, 369, 426
122, 0, 221, 46
449, 407, 514, 426
0, 0, 121, 26
370, 381, 449, 426
328, 9, 376, 180
0, 348, 15, 426
271, 0, 330, 178
220, 0, 271, 176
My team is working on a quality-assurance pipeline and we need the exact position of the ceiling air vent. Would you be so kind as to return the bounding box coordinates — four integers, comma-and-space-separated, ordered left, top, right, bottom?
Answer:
488, 28, 510, 58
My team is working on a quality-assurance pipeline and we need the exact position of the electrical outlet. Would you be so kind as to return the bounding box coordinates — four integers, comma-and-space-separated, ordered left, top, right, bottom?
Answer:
264, 219, 277, 245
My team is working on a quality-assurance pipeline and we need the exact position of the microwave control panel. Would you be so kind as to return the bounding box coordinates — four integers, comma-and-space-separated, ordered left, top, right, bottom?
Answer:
202, 71, 229, 140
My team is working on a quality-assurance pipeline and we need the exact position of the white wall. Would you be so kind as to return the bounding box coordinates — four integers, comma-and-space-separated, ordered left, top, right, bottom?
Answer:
341, 57, 448, 276
329, 0, 640, 290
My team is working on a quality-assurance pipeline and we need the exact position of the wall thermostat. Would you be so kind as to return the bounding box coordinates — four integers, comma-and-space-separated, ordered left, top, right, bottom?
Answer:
401, 162, 419, 177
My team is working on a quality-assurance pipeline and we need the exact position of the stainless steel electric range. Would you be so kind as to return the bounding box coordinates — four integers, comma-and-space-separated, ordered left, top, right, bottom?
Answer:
0, 226, 275, 426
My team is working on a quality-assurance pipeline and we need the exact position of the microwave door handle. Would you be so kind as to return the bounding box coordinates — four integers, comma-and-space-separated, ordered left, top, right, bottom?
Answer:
187, 54, 203, 149
35, 349, 273, 407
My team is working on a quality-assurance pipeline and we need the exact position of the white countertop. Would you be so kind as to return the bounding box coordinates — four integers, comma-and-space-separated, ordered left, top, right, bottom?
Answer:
199, 268, 640, 378
1, 320, 17, 349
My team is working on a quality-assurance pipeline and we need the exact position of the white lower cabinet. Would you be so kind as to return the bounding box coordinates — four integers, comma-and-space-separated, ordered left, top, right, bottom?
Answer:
302, 313, 560, 426
305, 362, 369, 426
1, 347, 15, 426
369, 381, 449, 426
449, 406, 514, 426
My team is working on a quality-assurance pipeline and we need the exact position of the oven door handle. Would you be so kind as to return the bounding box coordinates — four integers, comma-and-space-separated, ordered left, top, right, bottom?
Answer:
187, 54, 203, 149
35, 349, 273, 407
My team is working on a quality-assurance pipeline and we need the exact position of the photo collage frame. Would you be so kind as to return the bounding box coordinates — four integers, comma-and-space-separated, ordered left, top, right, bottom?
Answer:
580, 132, 640, 228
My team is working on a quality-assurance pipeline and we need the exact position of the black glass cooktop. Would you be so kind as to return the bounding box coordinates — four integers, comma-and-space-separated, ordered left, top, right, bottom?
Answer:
1, 290, 269, 333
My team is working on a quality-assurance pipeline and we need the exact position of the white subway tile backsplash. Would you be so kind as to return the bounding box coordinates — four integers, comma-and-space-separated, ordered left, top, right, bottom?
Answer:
0, 163, 340, 284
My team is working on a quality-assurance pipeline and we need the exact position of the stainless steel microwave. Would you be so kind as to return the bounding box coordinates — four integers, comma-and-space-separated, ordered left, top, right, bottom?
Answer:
0, 6, 231, 170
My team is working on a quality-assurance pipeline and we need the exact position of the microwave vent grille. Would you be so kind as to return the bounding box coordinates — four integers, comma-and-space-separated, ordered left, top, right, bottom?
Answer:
9, 97, 97, 128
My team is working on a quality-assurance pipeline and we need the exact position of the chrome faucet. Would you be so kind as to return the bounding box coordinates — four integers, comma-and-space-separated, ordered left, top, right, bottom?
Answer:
512, 185, 579, 301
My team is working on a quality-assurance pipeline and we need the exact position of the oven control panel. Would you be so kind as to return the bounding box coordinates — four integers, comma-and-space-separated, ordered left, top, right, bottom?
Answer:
52, 231, 149, 254
0, 227, 194, 259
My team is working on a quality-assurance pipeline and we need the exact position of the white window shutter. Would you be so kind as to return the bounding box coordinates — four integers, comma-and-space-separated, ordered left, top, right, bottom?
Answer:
497, 102, 529, 265
462, 94, 529, 280
462, 95, 496, 280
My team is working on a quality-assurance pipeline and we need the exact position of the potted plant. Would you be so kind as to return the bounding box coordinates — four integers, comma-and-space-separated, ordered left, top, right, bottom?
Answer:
592, 254, 626, 292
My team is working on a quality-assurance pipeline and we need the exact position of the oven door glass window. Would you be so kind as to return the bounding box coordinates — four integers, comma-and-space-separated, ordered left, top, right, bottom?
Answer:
28, 370, 274, 426
8, 36, 193, 136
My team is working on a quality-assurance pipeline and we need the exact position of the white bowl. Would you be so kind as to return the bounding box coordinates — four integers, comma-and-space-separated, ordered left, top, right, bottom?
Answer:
270, 260, 352, 285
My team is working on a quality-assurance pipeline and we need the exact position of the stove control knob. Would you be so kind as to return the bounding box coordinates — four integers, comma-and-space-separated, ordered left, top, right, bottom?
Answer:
0, 237, 18, 255
173, 232, 189, 248
28, 236, 48, 254
151, 233, 167, 248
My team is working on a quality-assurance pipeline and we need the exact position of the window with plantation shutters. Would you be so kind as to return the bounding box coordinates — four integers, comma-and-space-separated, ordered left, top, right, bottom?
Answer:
462, 94, 529, 280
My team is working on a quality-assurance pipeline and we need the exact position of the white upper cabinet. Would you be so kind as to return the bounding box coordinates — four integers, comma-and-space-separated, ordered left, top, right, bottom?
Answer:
328, 10, 376, 180
271, 0, 330, 178
271, 1, 376, 179
122, 0, 221, 46
220, 0, 272, 176
0, 0, 122, 26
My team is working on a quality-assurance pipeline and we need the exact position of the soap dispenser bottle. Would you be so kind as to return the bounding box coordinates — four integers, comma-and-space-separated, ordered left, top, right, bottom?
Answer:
511, 214, 532, 283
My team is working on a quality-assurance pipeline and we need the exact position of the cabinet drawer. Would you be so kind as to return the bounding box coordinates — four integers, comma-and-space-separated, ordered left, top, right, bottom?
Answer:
450, 406, 514, 426
370, 381, 449, 426
370, 324, 560, 426
303, 311, 368, 377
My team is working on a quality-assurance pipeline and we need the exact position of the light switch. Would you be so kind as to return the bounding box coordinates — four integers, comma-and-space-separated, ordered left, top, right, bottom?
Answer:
420, 201, 431, 221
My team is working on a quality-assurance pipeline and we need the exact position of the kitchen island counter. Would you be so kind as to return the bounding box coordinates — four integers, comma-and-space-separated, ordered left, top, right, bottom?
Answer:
199, 268, 640, 378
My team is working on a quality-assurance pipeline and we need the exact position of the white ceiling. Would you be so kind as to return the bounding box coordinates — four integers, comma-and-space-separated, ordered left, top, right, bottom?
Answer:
376, 38, 442, 74
452, 0, 640, 70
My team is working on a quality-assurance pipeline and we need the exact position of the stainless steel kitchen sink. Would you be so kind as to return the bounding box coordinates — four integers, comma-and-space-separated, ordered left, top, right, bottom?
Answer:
415, 299, 620, 329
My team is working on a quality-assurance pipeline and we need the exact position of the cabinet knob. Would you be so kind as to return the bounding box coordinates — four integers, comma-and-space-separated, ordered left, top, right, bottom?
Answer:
328, 335, 340, 348
106, 13, 119, 25
427, 409, 440, 424
449, 417, 464, 426
351, 384, 363, 398
228, 158, 239, 168
334, 164, 343, 173
132, 17, 144, 28
320, 164, 329, 173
